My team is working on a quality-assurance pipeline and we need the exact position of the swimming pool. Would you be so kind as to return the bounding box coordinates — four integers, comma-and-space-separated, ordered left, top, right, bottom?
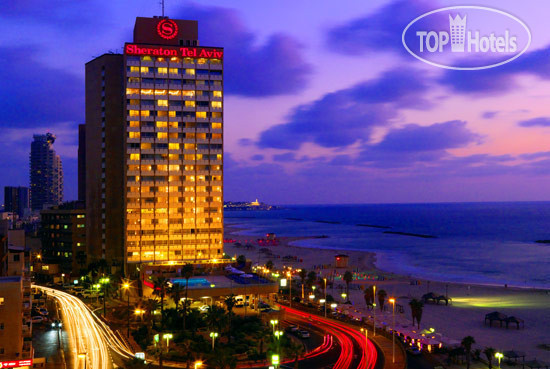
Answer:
171, 277, 211, 287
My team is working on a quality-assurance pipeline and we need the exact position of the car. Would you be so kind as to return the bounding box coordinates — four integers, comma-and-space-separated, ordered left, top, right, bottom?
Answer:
50, 320, 62, 329
297, 330, 310, 338
286, 325, 299, 334
31, 316, 44, 324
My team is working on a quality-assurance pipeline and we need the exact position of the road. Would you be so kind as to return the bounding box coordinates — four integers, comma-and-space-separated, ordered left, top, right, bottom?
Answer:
36, 286, 135, 369
278, 305, 379, 369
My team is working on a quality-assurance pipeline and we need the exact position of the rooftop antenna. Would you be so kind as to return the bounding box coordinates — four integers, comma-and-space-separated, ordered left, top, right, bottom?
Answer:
160, 0, 165, 17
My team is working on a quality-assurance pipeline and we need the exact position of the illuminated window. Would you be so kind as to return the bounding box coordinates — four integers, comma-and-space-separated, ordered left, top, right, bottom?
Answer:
168, 154, 179, 160
130, 154, 140, 160
129, 110, 140, 116
213, 134, 222, 139
210, 58, 222, 64
197, 58, 207, 64
140, 66, 149, 73
212, 123, 222, 129
128, 77, 140, 83
155, 90, 167, 95
169, 90, 181, 96
157, 132, 168, 139
157, 111, 168, 117
184, 154, 195, 160
212, 112, 222, 118
169, 122, 178, 128
77, 214, 85, 218
184, 144, 195, 150
196, 112, 207, 118
128, 132, 141, 139
185, 68, 196, 75
157, 165, 168, 171
169, 165, 180, 171
141, 89, 154, 95
128, 121, 139, 127
169, 68, 178, 74
211, 101, 222, 108
170, 56, 179, 62
185, 101, 195, 107
213, 91, 222, 98
126, 88, 139, 95
157, 57, 166, 62
183, 57, 195, 64
156, 121, 167, 128
157, 100, 168, 107
141, 56, 152, 61
129, 66, 140, 72
168, 111, 176, 117
77, 224, 85, 228
157, 67, 168, 74
140, 110, 150, 117
141, 143, 152, 149
169, 143, 180, 150
129, 99, 140, 105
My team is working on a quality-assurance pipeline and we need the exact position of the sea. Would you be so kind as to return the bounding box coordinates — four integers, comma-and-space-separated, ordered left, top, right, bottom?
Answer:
224, 202, 550, 289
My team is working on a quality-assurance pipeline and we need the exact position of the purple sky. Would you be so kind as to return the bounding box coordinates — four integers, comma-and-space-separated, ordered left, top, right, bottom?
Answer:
1, 0, 550, 204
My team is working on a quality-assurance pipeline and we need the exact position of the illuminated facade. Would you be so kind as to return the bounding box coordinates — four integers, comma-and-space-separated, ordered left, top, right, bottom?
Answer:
85, 17, 223, 270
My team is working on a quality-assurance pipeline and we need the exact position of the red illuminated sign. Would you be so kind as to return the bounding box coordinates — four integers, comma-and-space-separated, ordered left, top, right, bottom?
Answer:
157, 19, 178, 40
0, 359, 33, 368
125, 44, 223, 59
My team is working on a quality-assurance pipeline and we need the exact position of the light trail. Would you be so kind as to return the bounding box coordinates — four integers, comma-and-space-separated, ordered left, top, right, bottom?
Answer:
37, 286, 135, 369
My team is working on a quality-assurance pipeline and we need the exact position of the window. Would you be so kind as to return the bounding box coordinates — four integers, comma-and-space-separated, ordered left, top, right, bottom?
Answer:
141, 143, 152, 150
128, 121, 140, 128
141, 56, 152, 61
157, 132, 168, 139
128, 132, 140, 139
169, 68, 178, 74
157, 67, 168, 74
169, 143, 180, 150
77, 224, 85, 228
182, 90, 195, 97
157, 100, 168, 107
128, 77, 140, 83
130, 153, 140, 161
211, 101, 222, 108
196, 111, 207, 119
0, 297, 4, 306
213, 91, 222, 98
126, 88, 139, 95
168, 90, 181, 96
185, 68, 196, 75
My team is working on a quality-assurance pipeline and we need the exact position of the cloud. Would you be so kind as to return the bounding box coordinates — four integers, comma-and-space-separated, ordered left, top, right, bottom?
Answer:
517, 117, 550, 127
273, 153, 296, 162
481, 111, 498, 119
250, 154, 264, 161
174, 4, 312, 97
0, 46, 83, 128
257, 68, 431, 149
326, 0, 441, 56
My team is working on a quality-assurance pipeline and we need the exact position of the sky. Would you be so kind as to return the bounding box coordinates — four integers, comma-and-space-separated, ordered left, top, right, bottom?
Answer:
1, 0, 550, 205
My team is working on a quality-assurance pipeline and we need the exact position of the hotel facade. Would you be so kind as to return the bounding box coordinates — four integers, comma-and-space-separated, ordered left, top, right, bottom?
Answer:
84, 17, 224, 272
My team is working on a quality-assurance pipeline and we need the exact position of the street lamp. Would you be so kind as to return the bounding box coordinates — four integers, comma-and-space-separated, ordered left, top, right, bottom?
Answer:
389, 298, 396, 364
495, 352, 504, 369
210, 332, 218, 350
194, 361, 203, 369
360, 328, 368, 369
323, 278, 327, 317
163, 333, 173, 348
372, 285, 376, 336
134, 309, 145, 321
287, 271, 292, 307
341, 292, 347, 302
100, 277, 110, 317
78, 353, 87, 369
122, 281, 131, 337
270, 319, 278, 334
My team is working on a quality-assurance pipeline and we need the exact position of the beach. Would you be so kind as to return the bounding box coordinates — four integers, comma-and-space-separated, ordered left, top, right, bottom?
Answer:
224, 222, 550, 362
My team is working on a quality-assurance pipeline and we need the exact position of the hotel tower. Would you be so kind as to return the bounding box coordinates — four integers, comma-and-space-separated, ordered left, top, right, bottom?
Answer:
84, 17, 224, 272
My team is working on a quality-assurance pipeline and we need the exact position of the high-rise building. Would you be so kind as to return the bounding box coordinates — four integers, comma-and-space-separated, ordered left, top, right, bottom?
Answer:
3, 186, 30, 218
29, 133, 63, 210
78, 124, 86, 203
84, 17, 224, 272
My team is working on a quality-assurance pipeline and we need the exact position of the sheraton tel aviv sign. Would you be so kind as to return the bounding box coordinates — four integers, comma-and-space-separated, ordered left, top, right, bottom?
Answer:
125, 44, 224, 59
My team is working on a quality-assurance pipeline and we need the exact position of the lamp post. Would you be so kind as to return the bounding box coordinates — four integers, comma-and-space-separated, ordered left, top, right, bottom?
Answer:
323, 278, 327, 317
78, 353, 87, 369
210, 332, 218, 350
341, 292, 347, 303
373, 285, 376, 336
163, 333, 173, 348
274, 330, 283, 359
100, 277, 110, 317
389, 298, 396, 363
134, 309, 144, 322
270, 319, 278, 334
123, 281, 130, 337
360, 328, 368, 369
287, 271, 292, 307
194, 361, 203, 369
495, 352, 504, 369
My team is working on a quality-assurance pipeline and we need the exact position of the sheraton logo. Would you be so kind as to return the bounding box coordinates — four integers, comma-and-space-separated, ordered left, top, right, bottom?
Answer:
402, 6, 531, 70
125, 44, 224, 59
157, 19, 178, 40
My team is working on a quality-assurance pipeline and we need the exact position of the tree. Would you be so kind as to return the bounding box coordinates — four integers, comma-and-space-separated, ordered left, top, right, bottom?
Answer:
298, 269, 308, 286
181, 263, 194, 331
378, 289, 388, 311
205, 305, 227, 332
284, 339, 305, 369
169, 283, 184, 311
343, 271, 353, 300
409, 299, 424, 329
236, 254, 246, 266
363, 285, 375, 307
224, 294, 236, 343
484, 347, 496, 369
152, 277, 169, 330
265, 260, 274, 271
306, 271, 317, 292
143, 298, 160, 331
461, 336, 476, 369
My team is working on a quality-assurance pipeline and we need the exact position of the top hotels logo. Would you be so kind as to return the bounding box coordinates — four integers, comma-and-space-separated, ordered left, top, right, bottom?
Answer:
157, 19, 178, 40
402, 6, 531, 70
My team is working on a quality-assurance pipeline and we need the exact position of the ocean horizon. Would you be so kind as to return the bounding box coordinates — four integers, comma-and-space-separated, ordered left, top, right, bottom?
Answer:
224, 202, 550, 289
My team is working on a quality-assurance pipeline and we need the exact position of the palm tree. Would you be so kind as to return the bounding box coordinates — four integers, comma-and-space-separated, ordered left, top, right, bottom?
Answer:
181, 263, 194, 331
284, 339, 305, 369
343, 271, 353, 300
298, 269, 307, 285
461, 336, 476, 369
363, 285, 375, 307
236, 254, 246, 266
169, 283, 184, 310
409, 299, 424, 329
152, 276, 169, 330
224, 294, 236, 343
143, 298, 160, 331
265, 260, 274, 271
205, 305, 227, 333
306, 271, 317, 292
378, 289, 387, 311
484, 347, 496, 369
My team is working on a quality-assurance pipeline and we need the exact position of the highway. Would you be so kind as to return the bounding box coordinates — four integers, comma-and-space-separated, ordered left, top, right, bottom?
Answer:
37, 286, 135, 369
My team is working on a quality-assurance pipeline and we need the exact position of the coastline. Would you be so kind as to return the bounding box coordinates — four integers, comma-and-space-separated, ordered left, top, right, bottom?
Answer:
224, 222, 550, 361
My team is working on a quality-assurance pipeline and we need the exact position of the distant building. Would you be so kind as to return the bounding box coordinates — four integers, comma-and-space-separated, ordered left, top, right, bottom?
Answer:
85, 16, 224, 273
3, 187, 30, 219
29, 133, 63, 210
40, 201, 86, 274
78, 124, 86, 203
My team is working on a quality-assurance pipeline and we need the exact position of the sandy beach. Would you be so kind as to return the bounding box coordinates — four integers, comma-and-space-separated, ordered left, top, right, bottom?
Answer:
224, 223, 550, 362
